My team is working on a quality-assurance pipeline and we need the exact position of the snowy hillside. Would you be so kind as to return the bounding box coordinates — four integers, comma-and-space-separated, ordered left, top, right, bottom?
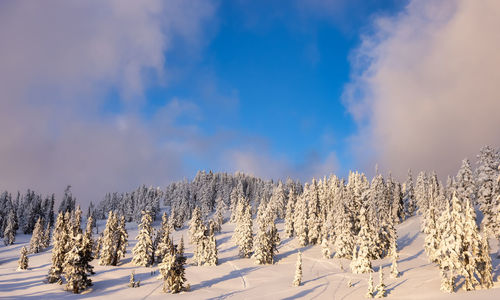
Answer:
1, 215, 499, 299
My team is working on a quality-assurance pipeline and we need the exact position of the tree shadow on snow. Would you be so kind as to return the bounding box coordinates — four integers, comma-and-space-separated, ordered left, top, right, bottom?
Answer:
397, 232, 419, 251
275, 245, 312, 262
281, 283, 327, 300
190, 266, 258, 291
386, 278, 408, 295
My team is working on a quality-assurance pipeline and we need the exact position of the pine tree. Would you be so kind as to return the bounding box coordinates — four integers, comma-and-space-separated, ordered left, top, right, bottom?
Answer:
29, 217, 44, 253
476, 146, 499, 233
112, 215, 128, 266
128, 271, 140, 288
157, 245, 187, 293
99, 211, 118, 266
189, 207, 205, 263
284, 187, 296, 238
477, 233, 493, 289
234, 198, 253, 258
155, 213, 173, 263
203, 229, 218, 266
47, 212, 69, 283
404, 169, 416, 218
18, 246, 29, 270
366, 271, 374, 298
253, 203, 280, 265
293, 251, 302, 287
350, 206, 374, 274
415, 171, 428, 214
294, 189, 309, 247
3, 210, 16, 246
178, 236, 185, 256
132, 211, 154, 267
375, 266, 386, 298
423, 195, 441, 263
321, 234, 331, 259
334, 203, 355, 259
82, 216, 95, 275
42, 221, 51, 249
307, 180, 322, 245
63, 234, 92, 294
390, 237, 400, 278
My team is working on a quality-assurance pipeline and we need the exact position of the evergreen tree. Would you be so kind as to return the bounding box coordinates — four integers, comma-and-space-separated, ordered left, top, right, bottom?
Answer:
178, 236, 185, 256
132, 211, 154, 267
294, 189, 309, 247
366, 271, 374, 298
29, 217, 44, 253
477, 233, 493, 289
284, 187, 296, 238
476, 146, 500, 234
307, 180, 322, 245
233, 198, 253, 258
63, 234, 92, 294
99, 211, 118, 266
415, 171, 428, 214
3, 210, 16, 246
42, 221, 51, 249
334, 203, 355, 259
404, 169, 416, 218
350, 206, 374, 274
293, 251, 302, 287
253, 203, 280, 265
203, 229, 218, 266
157, 245, 187, 293
390, 237, 400, 278
18, 246, 29, 270
113, 215, 128, 266
47, 212, 69, 283
155, 213, 173, 263
375, 266, 386, 298
189, 207, 205, 265
82, 216, 95, 275
128, 271, 140, 288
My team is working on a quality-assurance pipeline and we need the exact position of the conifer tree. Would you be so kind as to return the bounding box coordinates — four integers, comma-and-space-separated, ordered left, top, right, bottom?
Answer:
375, 266, 386, 298
29, 217, 44, 253
203, 229, 218, 266
404, 169, 416, 218
294, 190, 309, 246
366, 271, 374, 298
82, 216, 95, 275
477, 233, 493, 289
178, 236, 185, 256
63, 234, 92, 294
47, 212, 69, 283
307, 180, 322, 245
155, 213, 173, 263
334, 203, 355, 259
189, 207, 205, 265
157, 244, 187, 293
476, 146, 499, 233
234, 198, 253, 258
42, 221, 51, 249
112, 215, 128, 266
350, 207, 374, 274
3, 210, 16, 246
284, 187, 296, 238
99, 211, 118, 266
390, 238, 400, 278
293, 251, 302, 287
18, 246, 28, 270
423, 196, 441, 263
128, 271, 140, 288
132, 211, 154, 267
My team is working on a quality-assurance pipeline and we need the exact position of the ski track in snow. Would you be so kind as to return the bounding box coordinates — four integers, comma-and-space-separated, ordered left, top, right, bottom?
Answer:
227, 260, 247, 289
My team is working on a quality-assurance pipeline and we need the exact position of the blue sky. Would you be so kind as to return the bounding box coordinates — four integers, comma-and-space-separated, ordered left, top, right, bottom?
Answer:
136, 0, 405, 178
2, 0, 498, 204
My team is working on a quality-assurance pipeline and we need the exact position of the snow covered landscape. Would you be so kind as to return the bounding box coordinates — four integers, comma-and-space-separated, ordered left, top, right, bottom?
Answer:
1, 0, 500, 299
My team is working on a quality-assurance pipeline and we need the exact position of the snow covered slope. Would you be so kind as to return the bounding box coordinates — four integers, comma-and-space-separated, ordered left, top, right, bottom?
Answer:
1, 216, 499, 299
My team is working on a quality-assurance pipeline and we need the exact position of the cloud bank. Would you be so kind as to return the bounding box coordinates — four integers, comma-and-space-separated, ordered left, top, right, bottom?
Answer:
344, 0, 500, 178
0, 0, 216, 204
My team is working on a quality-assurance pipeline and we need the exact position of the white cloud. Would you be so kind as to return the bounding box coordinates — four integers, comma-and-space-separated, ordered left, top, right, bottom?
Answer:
343, 0, 500, 178
0, 0, 217, 204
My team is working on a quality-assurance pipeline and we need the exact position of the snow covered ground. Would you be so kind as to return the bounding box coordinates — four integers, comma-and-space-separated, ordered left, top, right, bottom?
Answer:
1, 215, 499, 299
